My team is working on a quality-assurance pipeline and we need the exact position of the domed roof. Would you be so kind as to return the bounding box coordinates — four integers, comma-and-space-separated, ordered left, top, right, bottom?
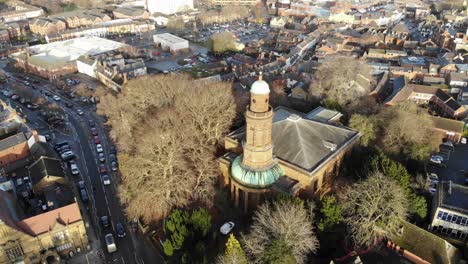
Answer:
230, 155, 283, 189
250, 80, 270, 95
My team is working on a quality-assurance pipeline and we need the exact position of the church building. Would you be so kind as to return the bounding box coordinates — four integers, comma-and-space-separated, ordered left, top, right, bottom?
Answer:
219, 75, 361, 212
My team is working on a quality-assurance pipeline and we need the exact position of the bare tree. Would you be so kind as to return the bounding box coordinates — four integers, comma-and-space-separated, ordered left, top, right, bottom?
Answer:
241, 199, 319, 264
97, 75, 236, 223
348, 114, 378, 147
167, 17, 186, 33
339, 172, 408, 248
74, 83, 93, 97
198, 6, 249, 26
377, 101, 438, 160
208, 32, 242, 54
309, 56, 373, 106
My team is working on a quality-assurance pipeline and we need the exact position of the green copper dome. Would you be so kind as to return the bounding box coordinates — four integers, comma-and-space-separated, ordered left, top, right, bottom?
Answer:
230, 155, 283, 189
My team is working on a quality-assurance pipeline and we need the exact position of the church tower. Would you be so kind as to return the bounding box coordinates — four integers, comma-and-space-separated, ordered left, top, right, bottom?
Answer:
228, 74, 283, 212
242, 74, 274, 169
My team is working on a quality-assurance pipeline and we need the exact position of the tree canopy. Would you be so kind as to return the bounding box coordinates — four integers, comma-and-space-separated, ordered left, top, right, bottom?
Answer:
208, 32, 243, 54
339, 172, 408, 247
217, 234, 248, 264
241, 198, 319, 264
309, 56, 373, 106
97, 75, 236, 223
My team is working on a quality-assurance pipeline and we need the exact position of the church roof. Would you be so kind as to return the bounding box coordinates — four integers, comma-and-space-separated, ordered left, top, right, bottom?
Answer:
229, 107, 360, 173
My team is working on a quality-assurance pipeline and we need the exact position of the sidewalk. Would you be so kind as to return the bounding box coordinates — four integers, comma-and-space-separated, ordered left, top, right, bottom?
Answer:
69, 205, 104, 264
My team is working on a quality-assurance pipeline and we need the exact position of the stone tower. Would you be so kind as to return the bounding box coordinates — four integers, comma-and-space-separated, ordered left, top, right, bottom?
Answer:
242, 74, 275, 169
229, 74, 283, 211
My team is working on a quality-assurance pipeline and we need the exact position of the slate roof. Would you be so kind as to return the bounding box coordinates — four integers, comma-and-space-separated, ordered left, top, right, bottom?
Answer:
437, 181, 468, 215
17, 202, 82, 236
0, 132, 27, 151
229, 107, 359, 173
28, 156, 64, 185
445, 98, 462, 111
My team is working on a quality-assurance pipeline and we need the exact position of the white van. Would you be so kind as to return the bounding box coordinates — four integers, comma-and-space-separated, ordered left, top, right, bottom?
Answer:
105, 234, 117, 253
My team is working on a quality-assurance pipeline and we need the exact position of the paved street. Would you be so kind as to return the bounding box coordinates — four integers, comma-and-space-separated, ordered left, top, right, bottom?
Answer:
0, 69, 164, 264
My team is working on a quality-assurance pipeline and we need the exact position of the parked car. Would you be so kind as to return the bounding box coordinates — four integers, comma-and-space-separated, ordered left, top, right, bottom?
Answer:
98, 152, 106, 162
61, 151, 76, 161
116, 223, 126, 238
111, 161, 118, 172
429, 183, 437, 195
430, 155, 444, 165
94, 136, 100, 144
96, 144, 103, 153
65, 102, 73, 108
427, 172, 438, 183
78, 180, 86, 190
101, 215, 110, 227
99, 164, 107, 174
52, 95, 61, 101
105, 234, 117, 253
220, 222, 235, 235
26, 103, 39, 110
462, 138, 467, 144
109, 154, 117, 163
10, 94, 19, 100
88, 120, 96, 127
70, 163, 80, 175
80, 189, 89, 203
76, 109, 84, 116
54, 141, 69, 151
91, 128, 98, 136
110, 146, 117, 155
102, 174, 111, 185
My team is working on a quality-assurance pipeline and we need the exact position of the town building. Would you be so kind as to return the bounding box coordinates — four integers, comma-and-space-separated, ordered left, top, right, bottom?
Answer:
0, 1, 44, 23
50, 10, 111, 29
0, 155, 88, 263
29, 18, 67, 36
113, 7, 150, 20
10, 36, 126, 80
153, 33, 189, 53
146, 0, 194, 15
218, 76, 360, 212
45, 19, 155, 43
385, 84, 467, 119
430, 181, 468, 242
214, 0, 257, 5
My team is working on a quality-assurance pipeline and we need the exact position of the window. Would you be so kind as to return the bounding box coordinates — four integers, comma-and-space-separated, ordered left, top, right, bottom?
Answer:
456, 216, 462, 225
442, 227, 448, 234
442, 212, 448, 220
461, 233, 467, 240
452, 215, 458, 223
462, 218, 467, 226
437, 211, 443, 219
5, 246, 24, 261
447, 214, 452, 222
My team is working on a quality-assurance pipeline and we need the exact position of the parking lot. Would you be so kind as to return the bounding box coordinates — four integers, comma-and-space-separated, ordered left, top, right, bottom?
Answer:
428, 142, 468, 186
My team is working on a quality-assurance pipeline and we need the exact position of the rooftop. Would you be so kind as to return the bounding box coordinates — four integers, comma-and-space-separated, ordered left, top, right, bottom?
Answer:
153, 33, 188, 44
11, 37, 126, 69
229, 107, 359, 173
17, 202, 82, 236
437, 181, 468, 215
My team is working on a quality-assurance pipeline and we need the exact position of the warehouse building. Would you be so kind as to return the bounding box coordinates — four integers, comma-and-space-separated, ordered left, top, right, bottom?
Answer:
153, 33, 189, 53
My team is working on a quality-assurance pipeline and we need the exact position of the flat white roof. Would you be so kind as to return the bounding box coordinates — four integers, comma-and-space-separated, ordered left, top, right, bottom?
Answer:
153, 33, 188, 44
12, 36, 126, 69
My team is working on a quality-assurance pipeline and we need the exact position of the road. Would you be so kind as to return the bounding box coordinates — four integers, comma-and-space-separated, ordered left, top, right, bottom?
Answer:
0, 70, 164, 264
